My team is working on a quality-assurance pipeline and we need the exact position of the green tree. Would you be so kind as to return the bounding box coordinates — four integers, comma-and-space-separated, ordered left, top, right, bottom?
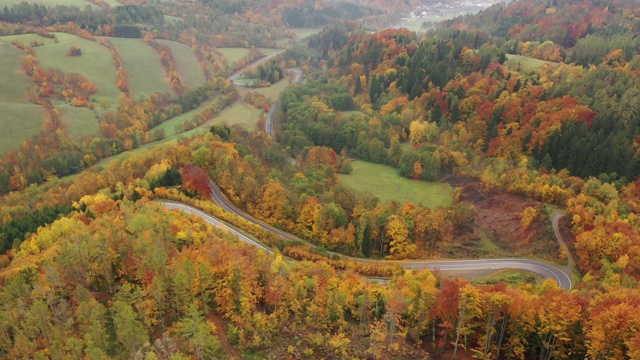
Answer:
111, 300, 148, 358
177, 303, 221, 360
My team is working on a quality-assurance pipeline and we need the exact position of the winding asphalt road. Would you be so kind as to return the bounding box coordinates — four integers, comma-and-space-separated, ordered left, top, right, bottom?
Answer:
552, 210, 575, 281
159, 200, 273, 254
161, 181, 573, 290
168, 54, 574, 290
228, 50, 285, 86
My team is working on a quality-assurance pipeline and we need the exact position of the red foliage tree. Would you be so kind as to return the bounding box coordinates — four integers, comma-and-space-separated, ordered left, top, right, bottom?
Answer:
180, 164, 212, 199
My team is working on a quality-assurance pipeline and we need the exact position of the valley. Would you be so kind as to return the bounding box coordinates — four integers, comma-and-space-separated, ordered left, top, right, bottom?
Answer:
0, 0, 639, 358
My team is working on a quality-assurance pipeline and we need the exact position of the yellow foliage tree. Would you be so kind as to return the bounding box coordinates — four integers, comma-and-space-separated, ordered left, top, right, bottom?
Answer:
385, 215, 417, 260
520, 206, 538, 229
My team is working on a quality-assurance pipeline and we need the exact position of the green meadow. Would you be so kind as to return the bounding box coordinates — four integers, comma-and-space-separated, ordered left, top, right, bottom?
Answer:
339, 160, 453, 208
0, 39, 38, 104
105, 37, 172, 100
243, 77, 291, 102
394, 15, 455, 33
0, 104, 46, 154
101, 0, 122, 6
35, 33, 120, 101
164, 15, 182, 23
505, 54, 554, 71
53, 100, 99, 140
290, 28, 323, 39
210, 101, 263, 130
0, 33, 56, 46
154, 94, 225, 137
218, 48, 250, 66
156, 39, 206, 90
0, 40, 46, 153
340, 110, 368, 119
0, 0, 97, 7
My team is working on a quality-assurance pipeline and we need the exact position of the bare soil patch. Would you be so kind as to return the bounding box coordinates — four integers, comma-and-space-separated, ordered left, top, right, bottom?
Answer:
444, 177, 560, 261
422, 340, 476, 360
207, 310, 240, 360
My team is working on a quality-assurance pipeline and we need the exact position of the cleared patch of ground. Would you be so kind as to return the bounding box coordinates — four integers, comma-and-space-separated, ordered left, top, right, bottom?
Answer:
505, 54, 554, 71
290, 28, 323, 39
206, 310, 239, 360
444, 178, 560, 261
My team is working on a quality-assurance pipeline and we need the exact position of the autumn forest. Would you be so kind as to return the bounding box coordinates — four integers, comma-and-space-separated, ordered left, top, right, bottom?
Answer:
1, 0, 640, 359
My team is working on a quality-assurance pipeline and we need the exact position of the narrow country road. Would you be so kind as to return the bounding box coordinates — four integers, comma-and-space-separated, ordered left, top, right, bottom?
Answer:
159, 200, 273, 254
266, 67, 302, 135
160, 182, 573, 290
552, 209, 575, 278
228, 50, 285, 86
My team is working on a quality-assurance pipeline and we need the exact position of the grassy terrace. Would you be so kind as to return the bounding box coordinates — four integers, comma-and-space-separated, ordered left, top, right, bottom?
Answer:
52, 100, 99, 140
36, 33, 120, 101
0, 0, 98, 6
106, 37, 172, 100
156, 39, 206, 90
218, 47, 284, 68
92, 76, 292, 170
218, 48, 251, 66
0, 38, 46, 153
339, 160, 453, 208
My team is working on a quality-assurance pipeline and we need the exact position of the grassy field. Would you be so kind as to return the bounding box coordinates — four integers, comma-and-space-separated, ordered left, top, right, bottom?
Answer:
52, 100, 99, 140
259, 48, 284, 56
394, 15, 455, 32
0, 104, 46, 154
275, 28, 322, 47
0, 40, 38, 104
219, 47, 283, 66
505, 54, 554, 71
339, 161, 453, 208
154, 94, 225, 137
341, 110, 368, 119
156, 39, 206, 90
241, 78, 291, 102
0, 0, 97, 6
212, 101, 264, 130
101, 0, 121, 6
0, 39, 47, 154
290, 28, 323, 40
35, 33, 120, 102
106, 37, 172, 100
164, 15, 182, 23
0, 33, 56, 46
470, 269, 544, 286
218, 48, 250, 65
153, 75, 289, 137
